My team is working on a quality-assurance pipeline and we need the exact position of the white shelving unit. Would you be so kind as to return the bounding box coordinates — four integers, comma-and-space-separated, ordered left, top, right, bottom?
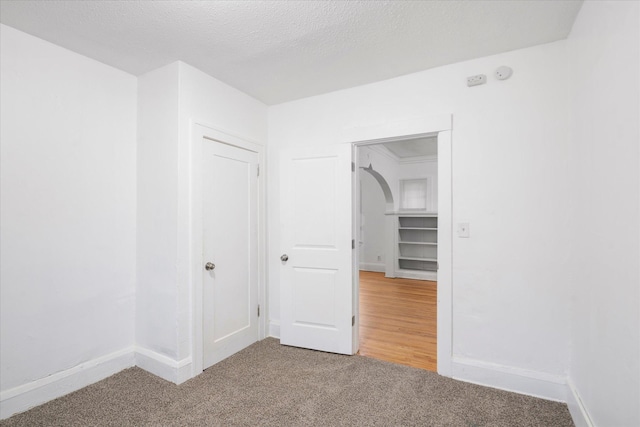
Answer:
395, 213, 438, 281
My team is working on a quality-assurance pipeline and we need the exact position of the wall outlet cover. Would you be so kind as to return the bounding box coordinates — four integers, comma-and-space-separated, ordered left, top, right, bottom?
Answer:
467, 74, 487, 87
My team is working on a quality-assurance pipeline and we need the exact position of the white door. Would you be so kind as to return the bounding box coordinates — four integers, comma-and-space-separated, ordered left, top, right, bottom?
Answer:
280, 144, 354, 355
203, 139, 259, 369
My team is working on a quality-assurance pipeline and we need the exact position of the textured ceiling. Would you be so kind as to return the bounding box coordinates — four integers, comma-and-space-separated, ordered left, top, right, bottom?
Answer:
0, 0, 583, 105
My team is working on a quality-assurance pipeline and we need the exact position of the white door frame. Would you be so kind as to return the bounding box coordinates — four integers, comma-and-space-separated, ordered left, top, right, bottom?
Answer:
190, 122, 267, 376
343, 115, 453, 377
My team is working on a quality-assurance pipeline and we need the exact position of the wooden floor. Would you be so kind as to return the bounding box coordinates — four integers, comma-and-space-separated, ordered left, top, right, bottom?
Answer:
358, 271, 437, 372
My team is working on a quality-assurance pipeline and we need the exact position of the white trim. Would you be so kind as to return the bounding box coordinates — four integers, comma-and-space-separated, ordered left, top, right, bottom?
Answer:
364, 139, 437, 165
566, 377, 595, 427
134, 346, 192, 385
350, 115, 453, 377
341, 115, 452, 144
395, 269, 437, 281
268, 320, 281, 338
190, 121, 267, 378
399, 155, 437, 164
436, 130, 452, 377
0, 347, 135, 420
452, 356, 567, 402
359, 262, 385, 272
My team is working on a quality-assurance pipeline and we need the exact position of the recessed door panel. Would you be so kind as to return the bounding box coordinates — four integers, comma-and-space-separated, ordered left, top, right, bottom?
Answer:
292, 267, 337, 328
292, 157, 336, 248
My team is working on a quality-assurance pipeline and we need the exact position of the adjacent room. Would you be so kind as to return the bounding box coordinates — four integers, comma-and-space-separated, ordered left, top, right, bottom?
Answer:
357, 138, 439, 371
1, 1, 638, 426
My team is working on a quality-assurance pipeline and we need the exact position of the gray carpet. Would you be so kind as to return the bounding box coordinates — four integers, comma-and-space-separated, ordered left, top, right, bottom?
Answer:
1, 338, 573, 426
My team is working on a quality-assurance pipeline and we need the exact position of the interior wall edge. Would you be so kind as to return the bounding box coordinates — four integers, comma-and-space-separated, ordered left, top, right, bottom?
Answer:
0, 347, 135, 420
268, 321, 281, 339
565, 376, 595, 427
134, 346, 192, 385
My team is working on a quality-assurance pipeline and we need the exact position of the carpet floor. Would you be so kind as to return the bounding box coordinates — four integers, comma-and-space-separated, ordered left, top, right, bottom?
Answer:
1, 338, 573, 426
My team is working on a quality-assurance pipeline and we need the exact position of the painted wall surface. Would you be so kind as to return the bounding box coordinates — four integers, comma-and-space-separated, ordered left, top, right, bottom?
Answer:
359, 171, 387, 270
136, 60, 267, 372
567, 1, 640, 425
136, 62, 180, 359
359, 146, 399, 210
0, 24, 137, 391
268, 41, 571, 377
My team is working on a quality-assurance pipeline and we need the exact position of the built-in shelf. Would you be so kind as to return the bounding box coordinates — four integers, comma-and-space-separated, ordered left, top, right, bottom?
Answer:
398, 256, 437, 262
399, 227, 438, 231
395, 213, 438, 279
399, 242, 437, 246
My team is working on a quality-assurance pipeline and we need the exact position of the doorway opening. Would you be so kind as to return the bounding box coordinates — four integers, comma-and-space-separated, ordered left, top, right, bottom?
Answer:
355, 135, 439, 372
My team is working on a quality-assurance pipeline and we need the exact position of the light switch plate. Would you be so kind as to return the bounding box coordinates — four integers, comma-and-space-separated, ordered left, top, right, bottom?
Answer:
457, 223, 470, 238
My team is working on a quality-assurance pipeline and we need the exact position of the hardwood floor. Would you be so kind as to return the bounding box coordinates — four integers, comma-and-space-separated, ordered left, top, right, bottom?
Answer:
358, 270, 437, 372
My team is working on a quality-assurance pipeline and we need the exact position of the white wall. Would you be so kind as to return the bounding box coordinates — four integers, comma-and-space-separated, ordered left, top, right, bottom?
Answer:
136, 61, 267, 381
359, 171, 387, 270
268, 40, 571, 393
566, 2, 640, 426
136, 62, 180, 362
0, 24, 137, 415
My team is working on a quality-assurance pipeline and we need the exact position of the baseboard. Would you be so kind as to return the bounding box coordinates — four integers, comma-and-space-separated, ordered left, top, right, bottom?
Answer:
566, 377, 594, 427
395, 269, 437, 281
0, 347, 135, 420
134, 347, 192, 385
268, 320, 280, 338
451, 357, 567, 402
359, 263, 385, 272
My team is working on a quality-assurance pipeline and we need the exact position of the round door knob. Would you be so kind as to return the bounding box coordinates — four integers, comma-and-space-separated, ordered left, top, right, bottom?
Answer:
205, 262, 215, 271
280, 254, 289, 262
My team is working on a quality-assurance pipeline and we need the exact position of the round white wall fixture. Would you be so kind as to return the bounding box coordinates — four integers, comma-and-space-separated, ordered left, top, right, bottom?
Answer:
495, 66, 513, 80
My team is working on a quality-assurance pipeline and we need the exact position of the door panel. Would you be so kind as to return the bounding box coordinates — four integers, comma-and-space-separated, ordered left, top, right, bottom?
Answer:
292, 267, 337, 327
203, 139, 259, 369
280, 144, 354, 355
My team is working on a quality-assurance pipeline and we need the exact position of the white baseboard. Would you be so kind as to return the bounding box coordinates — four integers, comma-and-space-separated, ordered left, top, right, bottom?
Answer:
359, 263, 385, 272
395, 269, 437, 281
452, 356, 567, 402
134, 346, 192, 385
268, 320, 280, 339
0, 347, 135, 420
566, 377, 594, 427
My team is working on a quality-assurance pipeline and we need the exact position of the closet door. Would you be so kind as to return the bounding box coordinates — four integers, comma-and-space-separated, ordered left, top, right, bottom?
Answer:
202, 139, 259, 369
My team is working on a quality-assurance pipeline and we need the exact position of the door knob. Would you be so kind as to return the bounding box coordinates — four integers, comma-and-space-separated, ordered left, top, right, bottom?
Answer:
280, 254, 289, 262
205, 262, 215, 271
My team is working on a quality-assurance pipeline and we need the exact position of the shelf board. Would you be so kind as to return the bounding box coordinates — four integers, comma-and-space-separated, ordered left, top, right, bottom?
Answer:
399, 227, 437, 231
398, 256, 437, 262
397, 268, 438, 274
399, 241, 437, 246
386, 212, 438, 217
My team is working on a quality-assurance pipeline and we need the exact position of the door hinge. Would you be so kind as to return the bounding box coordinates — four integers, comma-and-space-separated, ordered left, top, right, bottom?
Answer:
352, 315, 355, 326
257, 305, 260, 317
257, 165, 260, 177
352, 239, 355, 249
351, 162, 355, 172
